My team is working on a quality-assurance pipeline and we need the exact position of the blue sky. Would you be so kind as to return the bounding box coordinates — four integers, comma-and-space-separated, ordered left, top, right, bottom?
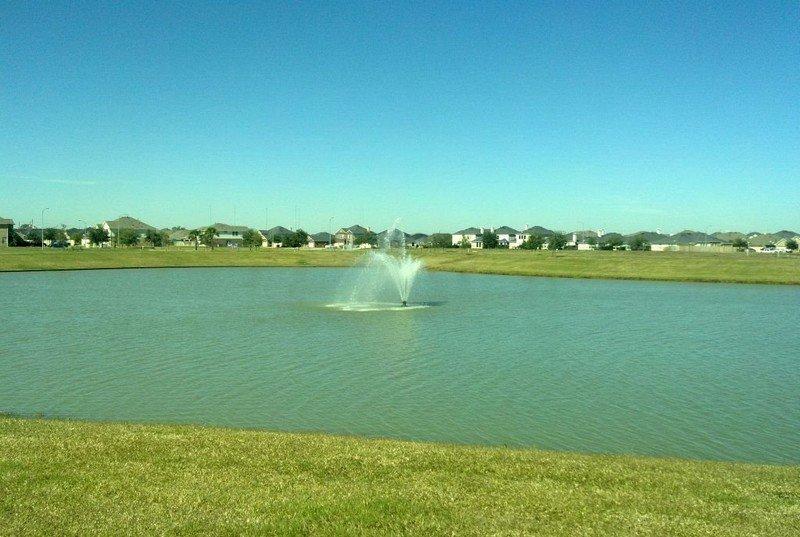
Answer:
2, 1, 798, 234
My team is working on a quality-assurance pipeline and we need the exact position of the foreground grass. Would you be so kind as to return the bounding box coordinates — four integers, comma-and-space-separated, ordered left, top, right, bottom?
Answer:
1, 418, 798, 535
1, 247, 799, 285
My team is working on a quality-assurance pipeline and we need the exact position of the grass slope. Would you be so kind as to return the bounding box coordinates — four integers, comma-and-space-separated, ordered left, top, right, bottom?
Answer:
1, 417, 798, 535
1, 247, 799, 285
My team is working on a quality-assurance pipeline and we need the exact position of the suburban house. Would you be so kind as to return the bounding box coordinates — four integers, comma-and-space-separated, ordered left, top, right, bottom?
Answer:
168, 229, 192, 246
407, 233, 429, 247
307, 232, 332, 248
334, 225, 372, 248
494, 226, 520, 248
376, 228, 412, 247
102, 216, 157, 243
0, 217, 13, 247
204, 223, 249, 247
260, 226, 294, 247
451, 227, 482, 247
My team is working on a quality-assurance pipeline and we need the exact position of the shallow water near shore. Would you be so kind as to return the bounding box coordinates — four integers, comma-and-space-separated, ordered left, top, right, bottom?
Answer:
1, 267, 798, 464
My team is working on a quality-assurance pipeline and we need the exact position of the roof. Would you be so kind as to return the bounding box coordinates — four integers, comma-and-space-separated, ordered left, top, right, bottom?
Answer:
206, 222, 249, 233
522, 226, 554, 236
623, 231, 672, 244
344, 225, 369, 235
408, 233, 429, 242
0, 217, 13, 226
494, 226, 519, 235
310, 232, 332, 242
670, 230, 720, 245
104, 216, 156, 231
261, 226, 293, 237
169, 229, 190, 240
454, 227, 482, 235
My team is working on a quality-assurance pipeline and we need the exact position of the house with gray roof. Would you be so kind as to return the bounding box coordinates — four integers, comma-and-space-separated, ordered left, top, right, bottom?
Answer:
102, 216, 156, 244
205, 223, 250, 247
260, 226, 294, 247
334, 225, 373, 247
0, 217, 13, 247
307, 232, 332, 248
451, 227, 482, 247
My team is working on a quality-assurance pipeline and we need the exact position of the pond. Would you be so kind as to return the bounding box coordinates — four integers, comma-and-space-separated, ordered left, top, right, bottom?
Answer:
1, 267, 798, 464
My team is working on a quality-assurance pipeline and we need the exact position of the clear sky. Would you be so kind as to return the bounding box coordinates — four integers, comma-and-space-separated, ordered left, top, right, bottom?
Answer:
2, 1, 798, 234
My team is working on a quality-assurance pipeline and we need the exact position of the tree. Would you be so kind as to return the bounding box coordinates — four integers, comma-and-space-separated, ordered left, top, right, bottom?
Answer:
188, 229, 201, 250
426, 233, 452, 248
481, 230, 499, 249
242, 229, 263, 250
732, 237, 748, 251
201, 227, 218, 249
786, 239, 798, 251
585, 236, 597, 246
43, 228, 61, 242
144, 229, 167, 247
520, 233, 544, 250
459, 235, 471, 249
599, 235, 623, 250
285, 229, 309, 248
547, 232, 568, 251
629, 234, 651, 251
88, 226, 109, 246
69, 231, 84, 246
355, 230, 377, 246
118, 228, 140, 246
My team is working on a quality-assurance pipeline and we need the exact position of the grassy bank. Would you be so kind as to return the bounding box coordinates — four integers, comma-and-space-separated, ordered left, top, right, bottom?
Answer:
1, 417, 797, 535
1, 247, 799, 285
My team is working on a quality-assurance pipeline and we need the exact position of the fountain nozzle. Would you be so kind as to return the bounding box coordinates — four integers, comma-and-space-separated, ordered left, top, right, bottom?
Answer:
401, 300, 407, 307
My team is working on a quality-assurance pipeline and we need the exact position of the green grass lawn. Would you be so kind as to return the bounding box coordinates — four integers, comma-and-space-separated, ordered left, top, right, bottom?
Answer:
1, 246, 799, 285
1, 417, 797, 535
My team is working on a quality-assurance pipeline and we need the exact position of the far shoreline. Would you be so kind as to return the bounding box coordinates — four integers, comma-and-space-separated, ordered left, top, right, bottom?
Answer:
1, 247, 798, 286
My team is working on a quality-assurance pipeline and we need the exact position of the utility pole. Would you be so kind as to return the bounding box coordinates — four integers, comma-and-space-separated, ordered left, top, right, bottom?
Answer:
40, 208, 48, 250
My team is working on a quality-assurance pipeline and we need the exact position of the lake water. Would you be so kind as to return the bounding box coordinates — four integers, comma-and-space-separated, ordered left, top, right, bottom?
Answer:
1, 267, 798, 464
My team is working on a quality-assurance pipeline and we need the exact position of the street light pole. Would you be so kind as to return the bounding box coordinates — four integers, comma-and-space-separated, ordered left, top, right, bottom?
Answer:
41, 208, 49, 250
329, 216, 334, 250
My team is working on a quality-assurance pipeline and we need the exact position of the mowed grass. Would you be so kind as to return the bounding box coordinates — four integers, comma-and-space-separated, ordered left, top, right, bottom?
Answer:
1, 417, 798, 535
1, 246, 799, 285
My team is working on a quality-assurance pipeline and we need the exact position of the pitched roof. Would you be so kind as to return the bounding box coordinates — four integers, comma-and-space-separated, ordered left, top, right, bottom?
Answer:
261, 226, 293, 238
346, 224, 369, 235
408, 233, 429, 242
623, 231, 672, 244
169, 229, 190, 240
494, 226, 519, 235
206, 222, 249, 233
670, 230, 720, 245
454, 227, 482, 235
104, 216, 156, 231
0, 217, 13, 226
522, 226, 554, 236
310, 232, 332, 242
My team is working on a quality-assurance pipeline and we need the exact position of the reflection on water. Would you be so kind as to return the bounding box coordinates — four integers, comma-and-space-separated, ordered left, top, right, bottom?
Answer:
1, 267, 798, 464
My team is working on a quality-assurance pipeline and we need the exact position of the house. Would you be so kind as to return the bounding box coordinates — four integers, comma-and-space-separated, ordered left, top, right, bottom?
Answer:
260, 226, 293, 247
451, 227, 482, 247
307, 232, 332, 248
0, 217, 13, 247
204, 223, 249, 247
407, 233, 429, 247
334, 225, 372, 248
168, 229, 192, 246
102, 216, 156, 243
494, 226, 519, 248
376, 228, 412, 248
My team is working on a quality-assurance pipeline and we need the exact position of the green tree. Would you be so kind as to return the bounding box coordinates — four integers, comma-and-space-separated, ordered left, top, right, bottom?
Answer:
43, 228, 61, 242
188, 229, 201, 250
547, 232, 568, 251
426, 233, 453, 248
481, 230, 499, 249
201, 227, 219, 249
355, 230, 377, 246
118, 228, 140, 246
69, 231, 84, 247
786, 239, 798, 251
520, 233, 544, 250
285, 229, 309, 248
459, 235, 471, 249
87, 226, 109, 246
732, 237, 748, 251
629, 235, 651, 251
242, 229, 263, 250
145, 229, 167, 247
585, 236, 597, 246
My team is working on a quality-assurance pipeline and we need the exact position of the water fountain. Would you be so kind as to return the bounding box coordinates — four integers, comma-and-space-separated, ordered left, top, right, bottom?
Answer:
331, 222, 425, 311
